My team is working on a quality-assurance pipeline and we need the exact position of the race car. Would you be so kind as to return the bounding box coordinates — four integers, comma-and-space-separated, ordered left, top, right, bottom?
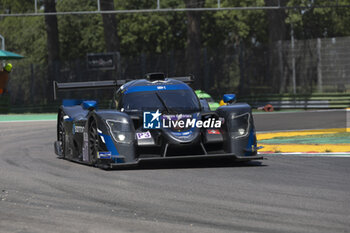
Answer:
53, 73, 262, 169
195, 90, 220, 111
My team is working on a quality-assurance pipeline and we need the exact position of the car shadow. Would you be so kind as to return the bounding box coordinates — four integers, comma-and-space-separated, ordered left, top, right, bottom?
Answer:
114, 158, 266, 171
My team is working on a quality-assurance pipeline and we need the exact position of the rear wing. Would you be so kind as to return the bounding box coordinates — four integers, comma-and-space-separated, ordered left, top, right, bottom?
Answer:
144, 72, 195, 84
53, 75, 195, 99
53, 80, 126, 100
168, 75, 195, 84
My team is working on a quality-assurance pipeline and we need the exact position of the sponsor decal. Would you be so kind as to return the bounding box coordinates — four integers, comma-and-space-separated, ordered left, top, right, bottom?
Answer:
97, 151, 112, 159
170, 130, 193, 139
136, 131, 152, 140
143, 110, 221, 129
87, 53, 115, 70
75, 125, 84, 133
82, 132, 89, 162
157, 85, 166, 90
207, 129, 221, 135
143, 110, 162, 129
125, 84, 190, 94
73, 124, 84, 134
171, 131, 192, 137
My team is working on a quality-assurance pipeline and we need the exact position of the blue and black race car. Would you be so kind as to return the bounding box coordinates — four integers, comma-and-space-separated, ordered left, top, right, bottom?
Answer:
53, 73, 262, 169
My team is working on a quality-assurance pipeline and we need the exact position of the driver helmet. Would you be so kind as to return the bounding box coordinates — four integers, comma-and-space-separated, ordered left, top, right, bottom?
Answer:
4, 63, 12, 73
219, 99, 227, 106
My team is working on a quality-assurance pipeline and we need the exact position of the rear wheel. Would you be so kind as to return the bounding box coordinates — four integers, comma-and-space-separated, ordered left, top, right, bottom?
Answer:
57, 112, 66, 158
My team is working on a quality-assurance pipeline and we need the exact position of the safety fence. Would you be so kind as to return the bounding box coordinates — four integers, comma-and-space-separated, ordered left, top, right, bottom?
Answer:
1, 93, 349, 114
239, 93, 350, 110
269, 36, 350, 94
1, 36, 350, 113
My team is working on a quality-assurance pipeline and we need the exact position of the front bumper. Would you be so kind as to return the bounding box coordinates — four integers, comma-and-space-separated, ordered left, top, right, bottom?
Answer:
97, 153, 263, 170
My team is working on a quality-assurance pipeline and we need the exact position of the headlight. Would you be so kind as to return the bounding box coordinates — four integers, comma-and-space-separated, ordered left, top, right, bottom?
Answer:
238, 128, 245, 135
106, 119, 133, 143
231, 113, 250, 138
118, 134, 126, 141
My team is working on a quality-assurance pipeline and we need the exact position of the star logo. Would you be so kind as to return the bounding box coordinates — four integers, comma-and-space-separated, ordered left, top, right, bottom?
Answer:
143, 110, 162, 129
150, 109, 161, 122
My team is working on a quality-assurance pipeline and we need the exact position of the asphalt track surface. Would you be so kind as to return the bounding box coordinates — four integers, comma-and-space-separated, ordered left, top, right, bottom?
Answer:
0, 111, 349, 233
254, 109, 348, 132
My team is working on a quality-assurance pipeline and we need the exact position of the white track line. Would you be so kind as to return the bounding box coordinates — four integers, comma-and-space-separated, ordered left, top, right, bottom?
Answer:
256, 128, 347, 134
261, 109, 350, 116
254, 109, 348, 115
259, 152, 350, 158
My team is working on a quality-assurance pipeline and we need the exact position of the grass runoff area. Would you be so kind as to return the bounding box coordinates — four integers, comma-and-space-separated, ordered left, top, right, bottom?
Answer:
1, 114, 349, 153
0, 114, 56, 122
258, 128, 350, 153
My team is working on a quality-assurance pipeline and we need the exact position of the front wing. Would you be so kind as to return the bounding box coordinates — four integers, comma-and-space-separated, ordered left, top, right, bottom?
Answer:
96, 153, 263, 170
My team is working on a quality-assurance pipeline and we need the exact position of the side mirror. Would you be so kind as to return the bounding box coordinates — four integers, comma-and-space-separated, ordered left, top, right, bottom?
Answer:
223, 94, 236, 104
82, 100, 98, 111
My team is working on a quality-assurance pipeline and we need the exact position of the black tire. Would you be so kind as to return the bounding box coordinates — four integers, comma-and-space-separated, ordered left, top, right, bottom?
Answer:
57, 111, 66, 158
88, 118, 101, 165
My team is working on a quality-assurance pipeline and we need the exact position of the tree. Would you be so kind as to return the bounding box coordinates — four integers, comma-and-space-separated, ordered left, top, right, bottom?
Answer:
115, 0, 186, 55
265, 0, 287, 91
286, 0, 350, 39
100, 0, 119, 52
184, 0, 205, 89
2, 0, 350, 106
43, 0, 60, 99
56, 0, 105, 60
0, 0, 33, 14
0, 14, 47, 104
200, 0, 267, 95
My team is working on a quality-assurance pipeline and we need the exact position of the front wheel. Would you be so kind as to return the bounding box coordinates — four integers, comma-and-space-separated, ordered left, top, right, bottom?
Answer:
88, 119, 101, 165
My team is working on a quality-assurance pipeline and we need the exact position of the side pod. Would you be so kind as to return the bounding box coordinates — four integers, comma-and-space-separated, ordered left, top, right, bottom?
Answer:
216, 103, 258, 157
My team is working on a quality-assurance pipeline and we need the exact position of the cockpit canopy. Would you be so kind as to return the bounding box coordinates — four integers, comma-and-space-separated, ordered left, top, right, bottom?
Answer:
115, 79, 201, 114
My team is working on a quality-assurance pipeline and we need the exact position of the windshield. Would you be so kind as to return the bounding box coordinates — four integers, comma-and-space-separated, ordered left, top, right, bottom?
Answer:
121, 89, 201, 113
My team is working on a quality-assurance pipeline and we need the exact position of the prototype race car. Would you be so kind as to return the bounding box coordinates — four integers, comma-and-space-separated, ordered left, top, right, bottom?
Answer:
53, 73, 262, 169
195, 90, 220, 111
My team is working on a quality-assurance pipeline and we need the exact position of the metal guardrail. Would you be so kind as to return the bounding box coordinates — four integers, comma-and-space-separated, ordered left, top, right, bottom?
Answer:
1, 94, 349, 113
0, 99, 113, 114
239, 94, 350, 109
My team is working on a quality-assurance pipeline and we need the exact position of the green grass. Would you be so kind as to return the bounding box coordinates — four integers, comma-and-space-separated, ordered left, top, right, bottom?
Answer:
0, 114, 57, 122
